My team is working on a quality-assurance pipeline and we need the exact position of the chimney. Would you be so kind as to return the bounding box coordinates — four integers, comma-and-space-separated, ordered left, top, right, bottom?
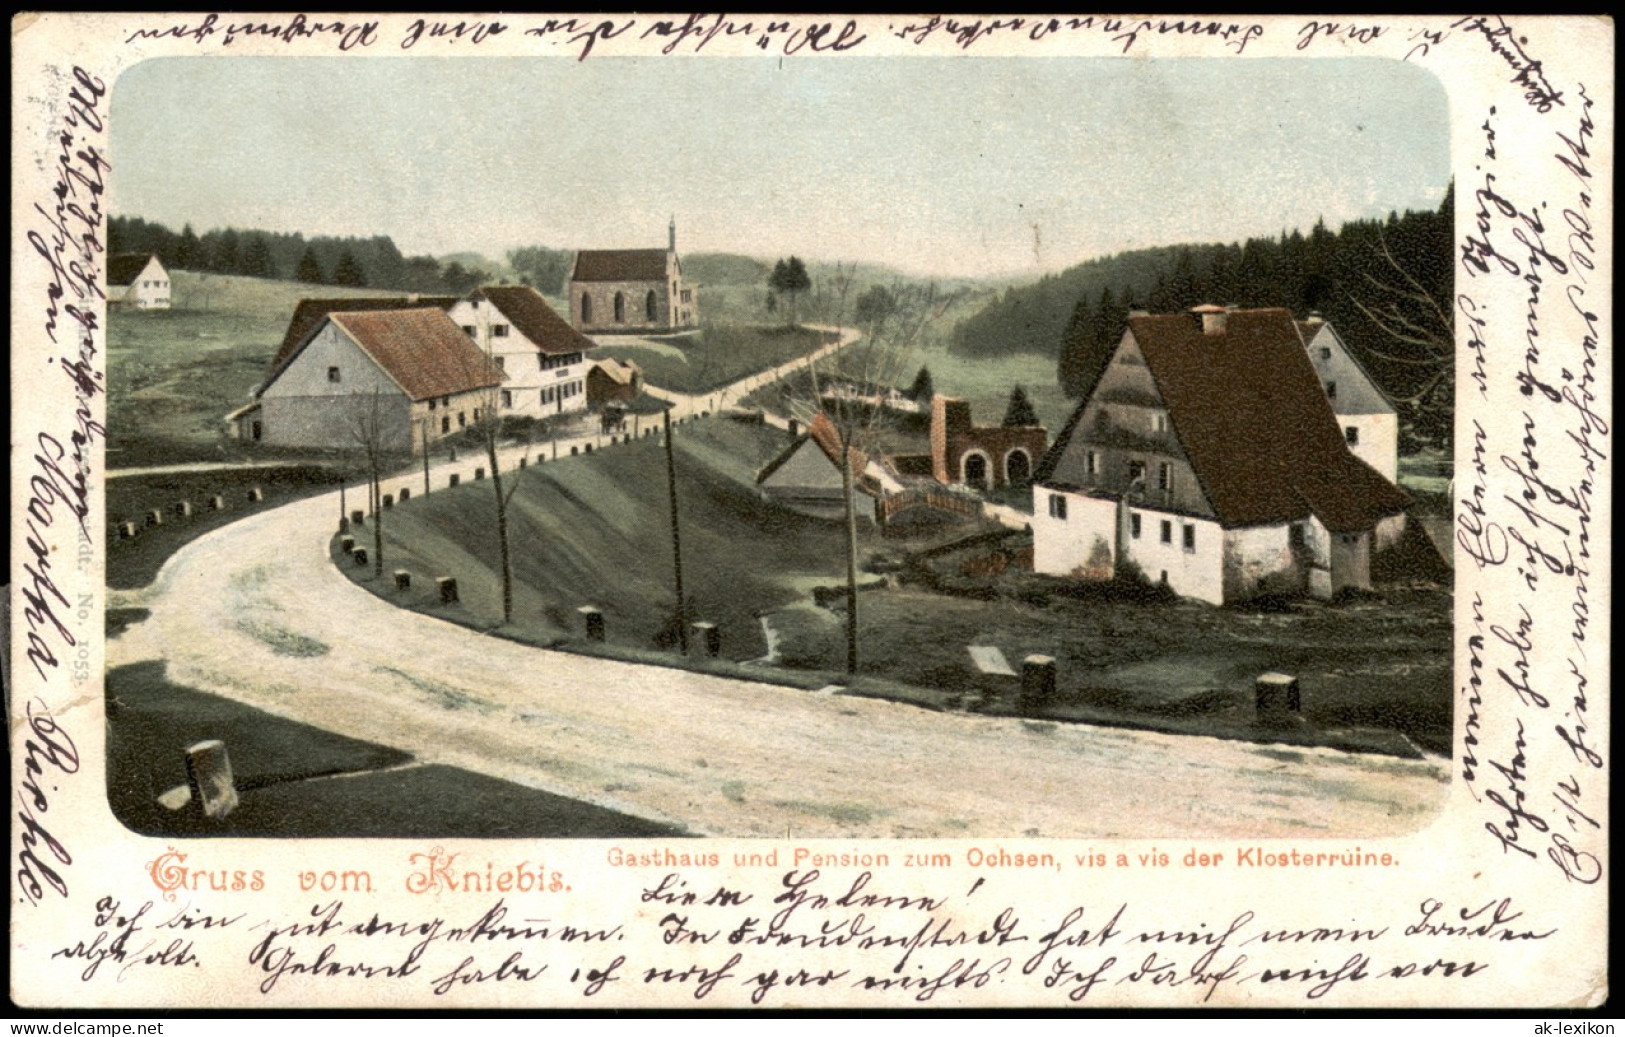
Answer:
1192, 303, 1227, 336
1306, 310, 1325, 325
1128, 308, 1149, 318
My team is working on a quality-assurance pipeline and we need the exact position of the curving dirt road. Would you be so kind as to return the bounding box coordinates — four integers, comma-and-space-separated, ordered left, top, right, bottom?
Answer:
107, 329, 1451, 839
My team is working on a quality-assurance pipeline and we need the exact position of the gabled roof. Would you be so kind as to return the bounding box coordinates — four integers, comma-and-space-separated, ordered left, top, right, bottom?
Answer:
756, 413, 868, 487
271, 296, 457, 371
472, 285, 597, 356
590, 358, 642, 385
108, 253, 161, 286
570, 249, 671, 283
1295, 318, 1397, 414
1041, 308, 1407, 532
321, 309, 503, 402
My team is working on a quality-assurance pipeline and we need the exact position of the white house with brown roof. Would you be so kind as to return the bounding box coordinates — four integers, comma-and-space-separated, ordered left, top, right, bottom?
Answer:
1296, 314, 1400, 482
568, 219, 698, 335
447, 285, 594, 419
230, 308, 502, 454
1031, 306, 1408, 605
107, 254, 171, 309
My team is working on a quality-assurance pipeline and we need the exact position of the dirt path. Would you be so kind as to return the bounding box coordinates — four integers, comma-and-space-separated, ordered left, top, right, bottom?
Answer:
110, 501, 1449, 840
107, 324, 1450, 838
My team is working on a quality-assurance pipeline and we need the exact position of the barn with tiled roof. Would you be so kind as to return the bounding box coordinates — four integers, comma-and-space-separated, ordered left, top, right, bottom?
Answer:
1031, 306, 1409, 604
231, 307, 502, 453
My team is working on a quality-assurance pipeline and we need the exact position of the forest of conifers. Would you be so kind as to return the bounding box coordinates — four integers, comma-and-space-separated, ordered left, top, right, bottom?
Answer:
951, 188, 1454, 447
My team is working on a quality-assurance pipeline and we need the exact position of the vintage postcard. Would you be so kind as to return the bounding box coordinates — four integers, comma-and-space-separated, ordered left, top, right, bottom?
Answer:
10, 12, 1611, 1010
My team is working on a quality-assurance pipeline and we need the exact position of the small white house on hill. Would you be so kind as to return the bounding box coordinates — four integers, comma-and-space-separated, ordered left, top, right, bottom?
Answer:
230, 308, 502, 454
107, 254, 170, 309
447, 285, 593, 419
1031, 306, 1409, 605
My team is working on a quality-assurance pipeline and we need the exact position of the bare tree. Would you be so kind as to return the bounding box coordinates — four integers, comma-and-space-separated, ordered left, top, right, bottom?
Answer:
470, 381, 528, 624
1346, 230, 1454, 447
778, 269, 952, 674
348, 387, 397, 579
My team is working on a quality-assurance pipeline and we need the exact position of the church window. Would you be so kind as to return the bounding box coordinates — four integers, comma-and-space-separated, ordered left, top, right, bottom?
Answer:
646, 290, 658, 321
614, 292, 626, 323
581, 294, 592, 323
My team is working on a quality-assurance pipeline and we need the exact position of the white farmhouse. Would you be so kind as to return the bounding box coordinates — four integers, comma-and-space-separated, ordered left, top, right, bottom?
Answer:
1031, 306, 1409, 605
447, 285, 595, 420
107, 253, 171, 309
230, 308, 501, 453
1296, 313, 1400, 482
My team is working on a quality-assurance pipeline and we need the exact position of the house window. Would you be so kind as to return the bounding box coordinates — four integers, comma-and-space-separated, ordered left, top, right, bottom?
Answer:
1325, 380, 1338, 400
1158, 462, 1172, 491
581, 294, 593, 324
1320, 347, 1332, 360
441, 416, 450, 434
461, 325, 477, 338
1289, 523, 1308, 550
494, 356, 505, 371
1345, 426, 1359, 446
1086, 450, 1100, 476
614, 292, 626, 323
1130, 513, 1142, 539
458, 412, 466, 428
1160, 519, 1172, 544
1049, 494, 1067, 520
541, 388, 552, 405
327, 366, 341, 383
1128, 460, 1146, 486
1151, 412, 1167, 433
429, 399, 437, 411
492, 324, 510, 338
1183, 525, 1196, 552
501, 390, 513, 408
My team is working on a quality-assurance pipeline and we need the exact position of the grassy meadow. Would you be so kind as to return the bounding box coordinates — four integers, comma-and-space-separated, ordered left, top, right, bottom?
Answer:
107, 271, 404, 465
342, 414, 1451, 756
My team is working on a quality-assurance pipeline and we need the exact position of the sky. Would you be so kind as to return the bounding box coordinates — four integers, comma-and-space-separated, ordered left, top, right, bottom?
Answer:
110, 56, 1450, 279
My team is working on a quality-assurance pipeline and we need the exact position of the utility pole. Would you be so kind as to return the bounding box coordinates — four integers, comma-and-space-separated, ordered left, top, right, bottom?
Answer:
663, 406, 688, 655
421, 420, 431, 496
